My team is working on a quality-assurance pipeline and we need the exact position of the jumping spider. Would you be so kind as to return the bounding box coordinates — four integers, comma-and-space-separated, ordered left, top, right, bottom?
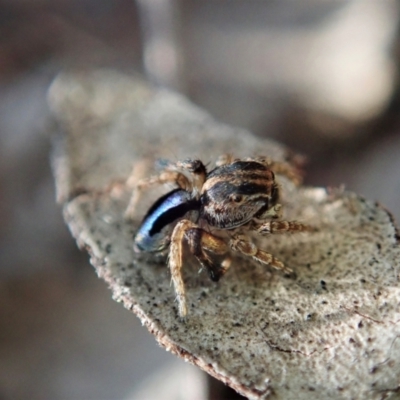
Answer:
128, 155, 311, 317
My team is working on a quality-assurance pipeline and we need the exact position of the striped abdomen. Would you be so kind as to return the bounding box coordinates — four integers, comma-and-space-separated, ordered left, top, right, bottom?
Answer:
134, 189, 200, 253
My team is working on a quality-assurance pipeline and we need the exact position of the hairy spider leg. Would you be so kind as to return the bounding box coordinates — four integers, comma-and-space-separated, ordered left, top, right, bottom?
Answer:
169, 219, 231, 317
126, 157, 208, 221
164, 159, 207, 196
229, 221, 314, 274
125, 171, 191, 220
215, 153, 235, 167
254, 220, 314, 235
186, 227, 231, 281
229, 234, 292, 273
257, 203, 283, 220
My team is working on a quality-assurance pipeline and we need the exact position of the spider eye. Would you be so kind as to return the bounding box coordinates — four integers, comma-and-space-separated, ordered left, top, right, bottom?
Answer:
230, 194, 243, 203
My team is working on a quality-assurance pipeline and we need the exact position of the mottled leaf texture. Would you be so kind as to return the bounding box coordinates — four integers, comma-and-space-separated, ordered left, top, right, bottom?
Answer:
49, 70, 400, 400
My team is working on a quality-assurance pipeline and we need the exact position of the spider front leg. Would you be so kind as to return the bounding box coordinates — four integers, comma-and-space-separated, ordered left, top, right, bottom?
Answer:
169, 219, 231, 317
229, 234, 291, 273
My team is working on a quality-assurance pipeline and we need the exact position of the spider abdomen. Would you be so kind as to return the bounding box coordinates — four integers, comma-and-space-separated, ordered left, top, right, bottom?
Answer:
134, 189, 199, 253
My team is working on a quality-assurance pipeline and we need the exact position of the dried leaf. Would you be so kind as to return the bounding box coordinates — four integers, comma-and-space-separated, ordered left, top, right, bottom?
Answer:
49, 70, 400, 400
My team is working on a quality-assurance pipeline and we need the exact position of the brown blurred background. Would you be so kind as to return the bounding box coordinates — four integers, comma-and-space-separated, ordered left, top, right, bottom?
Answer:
0, 1, 399, 399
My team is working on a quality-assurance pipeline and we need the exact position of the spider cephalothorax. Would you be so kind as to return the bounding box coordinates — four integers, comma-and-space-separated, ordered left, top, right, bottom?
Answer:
128, 155, 311, 317
200, 161, 280, 229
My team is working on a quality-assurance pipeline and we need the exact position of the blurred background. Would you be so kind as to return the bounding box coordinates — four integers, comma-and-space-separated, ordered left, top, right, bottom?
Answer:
0, 1, 399, 399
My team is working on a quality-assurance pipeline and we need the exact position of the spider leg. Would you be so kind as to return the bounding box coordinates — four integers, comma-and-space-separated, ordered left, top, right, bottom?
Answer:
169, 220, 231, 317
126, 157, 206, 221
257, 203, 283, 219
215, 154, 235, 166
267, 161, 303, 185
254, 220, 315, 235
229, 234, 292, 273
157, 158, 207, 195
169, 219, 193, 318
125, 170, 191, 220
186, 227, 230, 282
